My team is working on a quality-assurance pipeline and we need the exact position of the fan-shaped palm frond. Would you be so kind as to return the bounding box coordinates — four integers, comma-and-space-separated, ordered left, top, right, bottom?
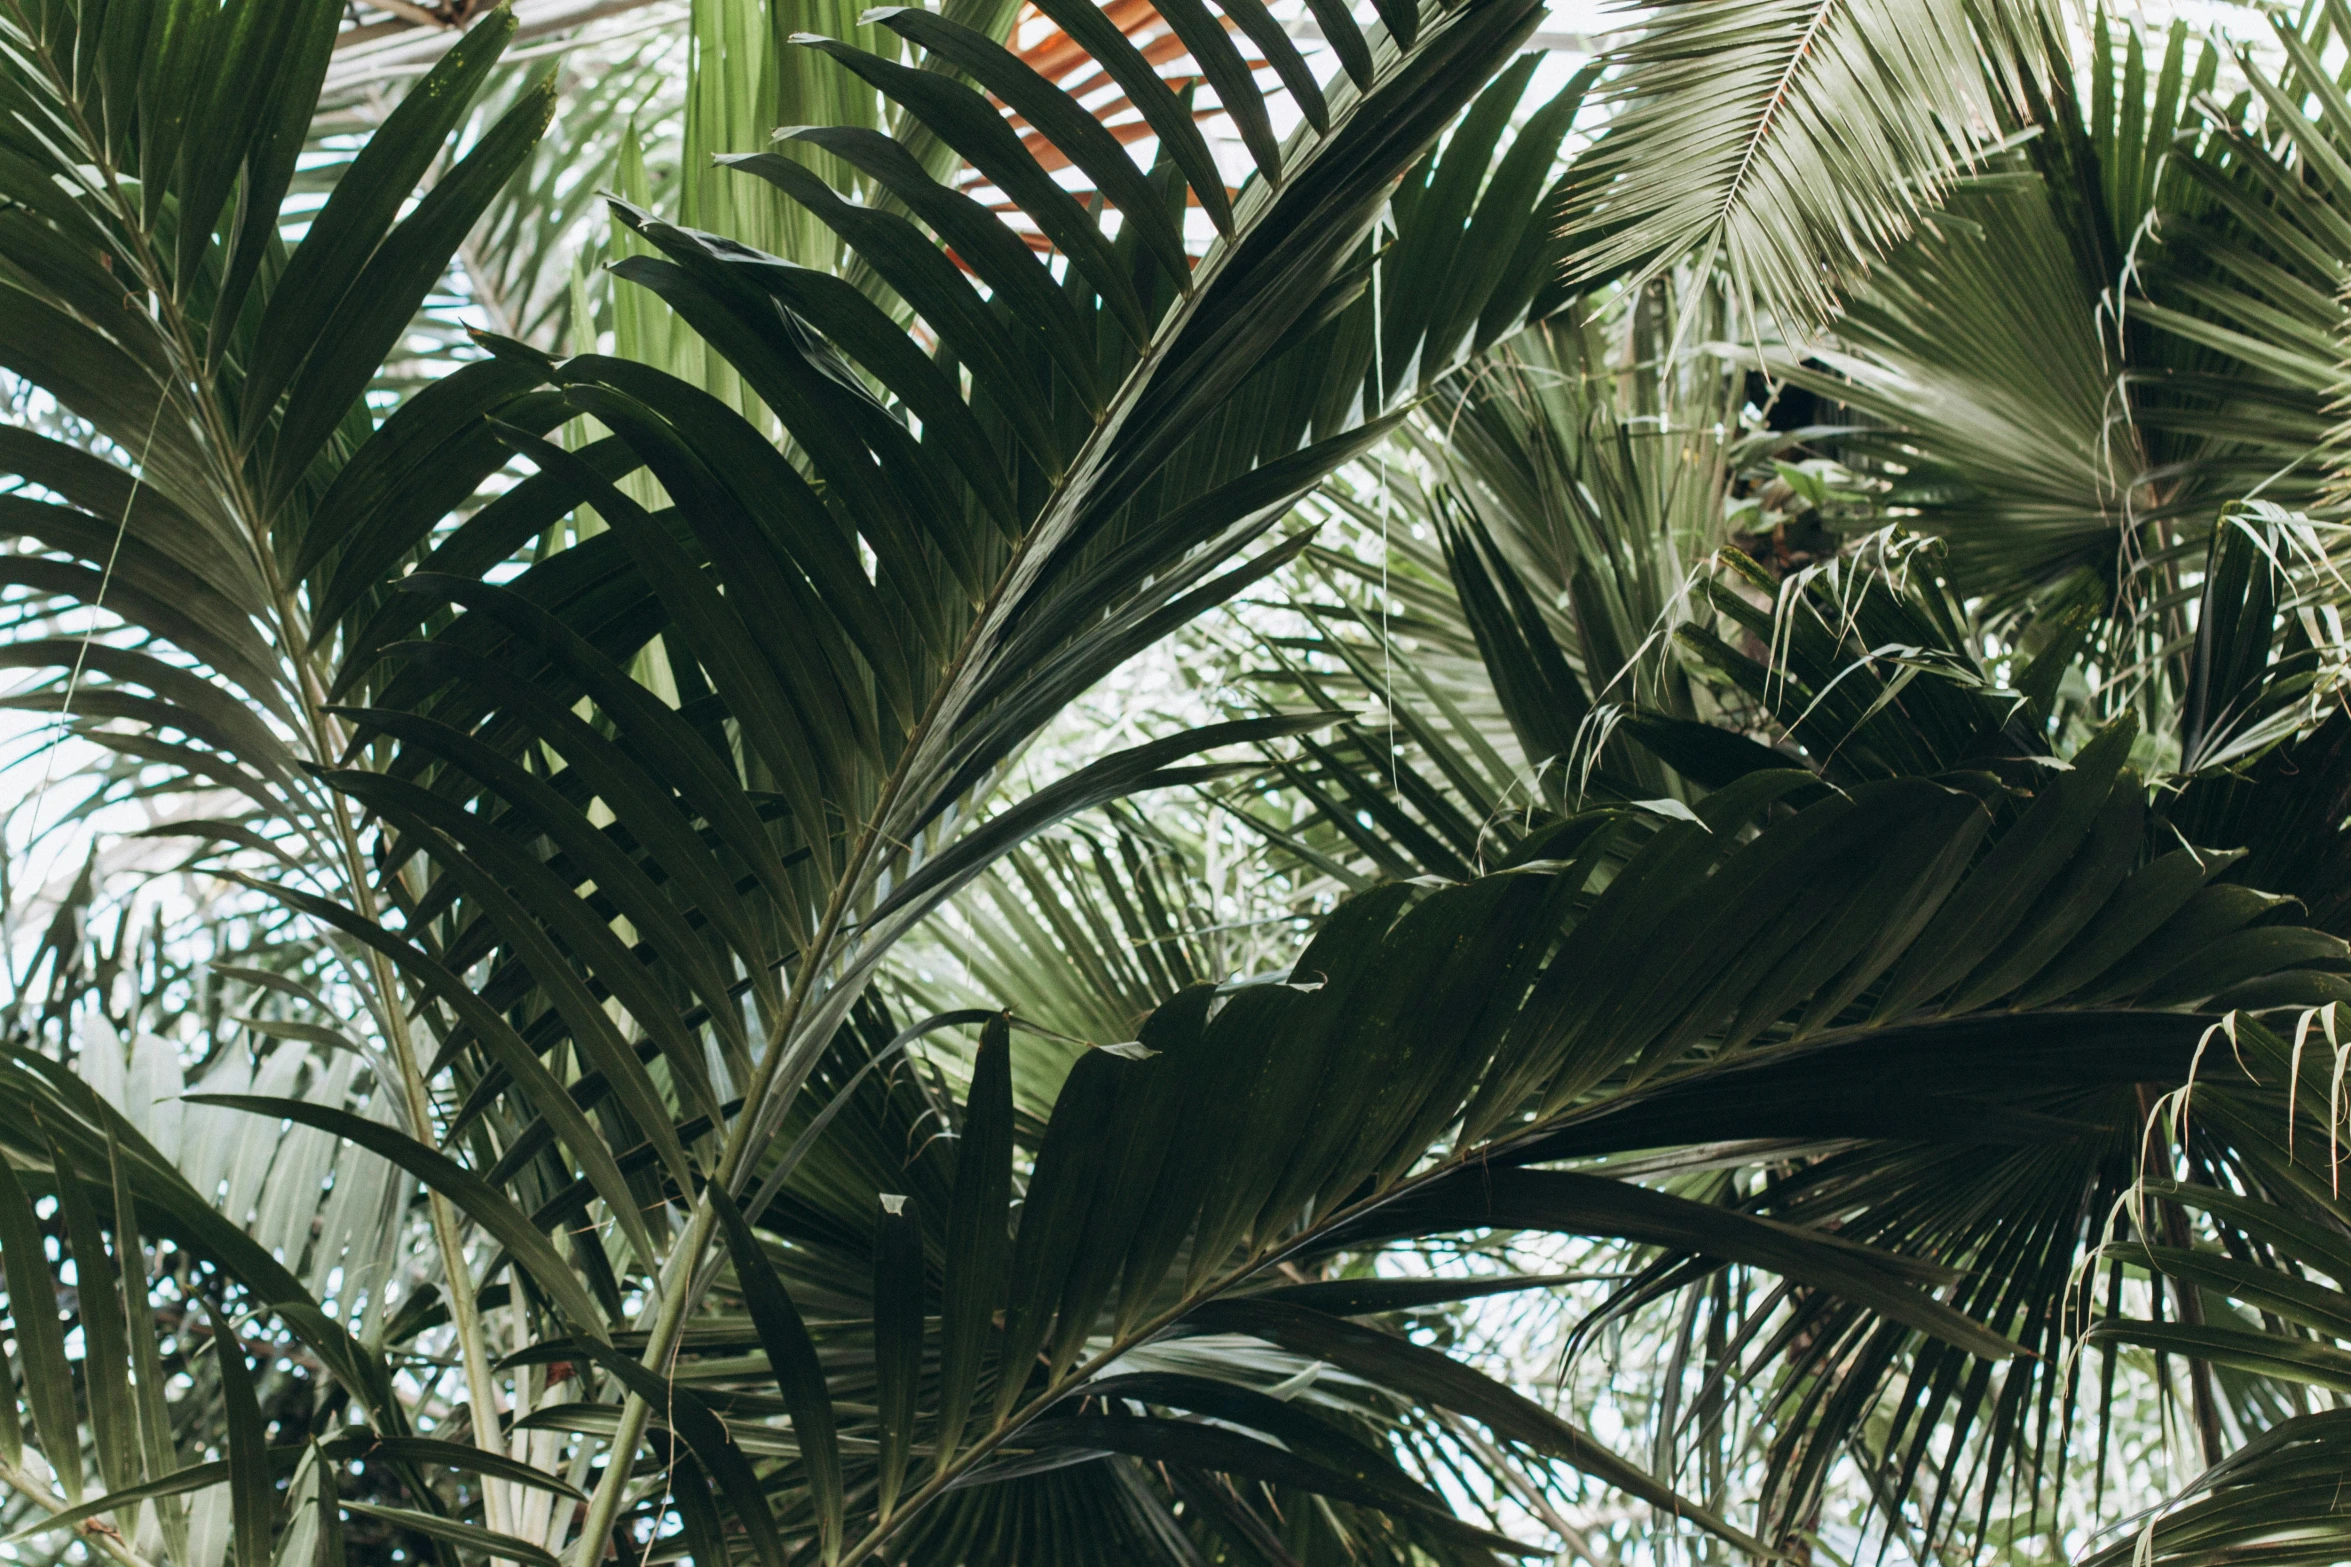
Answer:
1768, 11, 2351, 623
2122, 10, 2351, 507
1770, 173, 2153, 611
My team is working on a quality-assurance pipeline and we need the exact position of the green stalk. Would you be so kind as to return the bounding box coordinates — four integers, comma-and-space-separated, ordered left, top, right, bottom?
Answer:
0, 1454, 170, 1567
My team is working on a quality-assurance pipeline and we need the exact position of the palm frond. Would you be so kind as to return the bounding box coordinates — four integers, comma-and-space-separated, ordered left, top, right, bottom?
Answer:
1567, 0, 2047, 328
2075, 1011, 2351, 1567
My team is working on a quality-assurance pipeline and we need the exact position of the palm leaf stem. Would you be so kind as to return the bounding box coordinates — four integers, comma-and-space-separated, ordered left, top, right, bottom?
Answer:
1704, 0, 1838, 277
0, 1452, 170, 1567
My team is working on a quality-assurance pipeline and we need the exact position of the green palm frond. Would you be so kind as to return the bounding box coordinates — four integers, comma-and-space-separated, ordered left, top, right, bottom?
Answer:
16, 0, 2351, 1561
0, 0, 1599, 1554
1567, 0, 2049, 328
0, 11, 566, 1541
1773, 12, 2348, 620
904, 804, 1303, 1050
2074, 1011, 2351, 1567
1772, 174, 2146, 610
2126, 11, 2350, 506
1214, 322, 2351, 1552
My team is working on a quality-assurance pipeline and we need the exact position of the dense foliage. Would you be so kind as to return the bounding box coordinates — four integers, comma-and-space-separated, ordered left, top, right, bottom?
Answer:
1, 1, 2349, 1564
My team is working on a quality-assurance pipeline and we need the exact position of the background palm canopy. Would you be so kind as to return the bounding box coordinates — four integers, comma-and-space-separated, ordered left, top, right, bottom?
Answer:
0, 0, 2349, 1562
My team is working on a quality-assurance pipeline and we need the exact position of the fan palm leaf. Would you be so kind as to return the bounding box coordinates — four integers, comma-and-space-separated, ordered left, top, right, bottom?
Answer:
1770, 13, 2349, 623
